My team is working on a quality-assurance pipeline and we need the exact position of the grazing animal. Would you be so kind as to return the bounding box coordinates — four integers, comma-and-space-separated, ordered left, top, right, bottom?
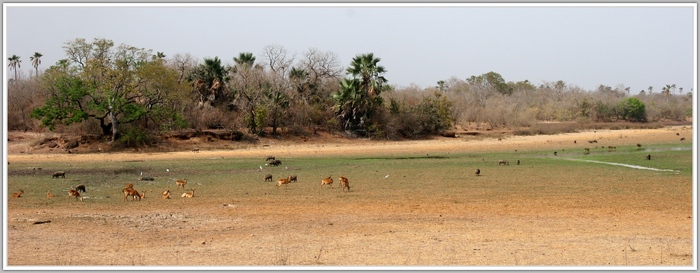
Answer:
554, 151, 558, 156
139, 177, 155, 181
608, 146, 616, 149
516, 160, 520, 165
676, 132, 680, 136
52, 171, 66, 179
646, 154, 651, 160
266, 156, 276, 161
321, 176, 334, 188
181, 189, 195, 198
475, 169, 481, 176
584, 148, 590, 153
176, 179, 188, 190
75, 185, 86, 193
588, 140, 597, 144
123, 188, 141, 201
339, 176, 350, 192
680, 137, 686, 141
162, 189, 171, 199
269, 160, 282, 166
46, 191, 55, 198
636, 143, 642, 148
574, 140, 577, 144
277, 176, 292, 189
192, 148, 200, 153
498, 160, 509, 166
289, 175, 297, 183
68, 189, 83, 202
264, 174, 273, 182
12, 190, 24, 198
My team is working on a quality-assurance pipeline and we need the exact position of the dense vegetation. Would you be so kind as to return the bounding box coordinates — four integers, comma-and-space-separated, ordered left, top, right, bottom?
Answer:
7, 38, 693, 146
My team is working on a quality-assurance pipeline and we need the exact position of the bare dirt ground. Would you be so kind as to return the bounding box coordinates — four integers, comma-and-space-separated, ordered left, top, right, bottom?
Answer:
5, 125, 696, 268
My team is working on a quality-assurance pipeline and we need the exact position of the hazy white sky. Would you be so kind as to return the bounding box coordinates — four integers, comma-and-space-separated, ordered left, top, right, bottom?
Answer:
4, 3, 696, 93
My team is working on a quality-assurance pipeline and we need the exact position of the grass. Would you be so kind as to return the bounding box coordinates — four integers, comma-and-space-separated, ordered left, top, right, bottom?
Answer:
7, 142, 693, 210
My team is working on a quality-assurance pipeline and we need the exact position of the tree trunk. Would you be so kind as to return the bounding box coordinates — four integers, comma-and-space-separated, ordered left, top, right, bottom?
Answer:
109, 110, 119, 142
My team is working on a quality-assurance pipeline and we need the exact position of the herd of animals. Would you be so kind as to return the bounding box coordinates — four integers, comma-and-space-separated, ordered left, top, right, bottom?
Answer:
473, 133, 687, 177
10, 155, 351, 202
10, 132, 688, 201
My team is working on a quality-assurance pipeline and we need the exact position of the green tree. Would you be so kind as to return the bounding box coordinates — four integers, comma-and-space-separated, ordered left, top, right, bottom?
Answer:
30, 52, 42, 78
188, 56, 229, 106
31, 38, 185, 142
617, 97, 647, 122
7, 54, 21, 80
467, 71, 512, 95
333, 53, 388, 136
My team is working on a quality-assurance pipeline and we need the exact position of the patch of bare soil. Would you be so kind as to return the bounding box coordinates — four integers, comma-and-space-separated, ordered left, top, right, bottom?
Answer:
5, 125, 695, 268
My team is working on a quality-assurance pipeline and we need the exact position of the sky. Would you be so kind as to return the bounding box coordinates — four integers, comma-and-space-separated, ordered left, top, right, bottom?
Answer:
3, 3, 696, 94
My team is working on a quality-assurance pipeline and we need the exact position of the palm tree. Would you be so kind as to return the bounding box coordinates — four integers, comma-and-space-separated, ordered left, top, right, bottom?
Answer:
233, 52, 256, 73
648, 86, 653, 94
333, 53, 388, 136
7, 55, 21, 80
30, 52, 42, 78
662, 84, 673, 96
346, 53, 387, 97
289, 67, 309, 94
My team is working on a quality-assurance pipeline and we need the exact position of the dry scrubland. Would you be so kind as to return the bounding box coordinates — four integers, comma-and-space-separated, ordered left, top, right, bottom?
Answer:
5, 126, 695, 268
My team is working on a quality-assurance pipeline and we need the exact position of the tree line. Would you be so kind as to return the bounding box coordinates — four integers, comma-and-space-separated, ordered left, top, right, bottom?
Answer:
7, 38, 693, 146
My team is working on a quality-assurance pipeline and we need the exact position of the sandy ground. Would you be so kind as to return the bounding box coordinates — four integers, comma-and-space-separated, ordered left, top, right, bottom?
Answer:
4, 126, 696, 268
7, 126, 694, 163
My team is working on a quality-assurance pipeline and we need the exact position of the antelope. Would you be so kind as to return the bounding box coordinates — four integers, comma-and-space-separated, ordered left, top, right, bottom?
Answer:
277, 176, 292, 189
46, 191, 55, 198
192, 148, 200, 153
12, 190, 24, 198
52, 171, 66, 179
123, 188, 141, 201
75, 185, 86, 193
176, 179, 187, 190
339, 176, 350, 192
181, 189, 195, 198
68, 189, 83, 202
162, 189, 171, 199
289, 175, 297, 183
321, 176, 333, 189
264, 174, 273, 182
498, 160, 509, 166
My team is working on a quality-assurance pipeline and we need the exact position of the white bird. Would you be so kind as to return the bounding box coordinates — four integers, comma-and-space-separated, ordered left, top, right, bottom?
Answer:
259, 166, 263, 170
285, 166, 288, 170
166, 169, 170, 173
385, 174, 390, 179
140, 171, 143, 176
